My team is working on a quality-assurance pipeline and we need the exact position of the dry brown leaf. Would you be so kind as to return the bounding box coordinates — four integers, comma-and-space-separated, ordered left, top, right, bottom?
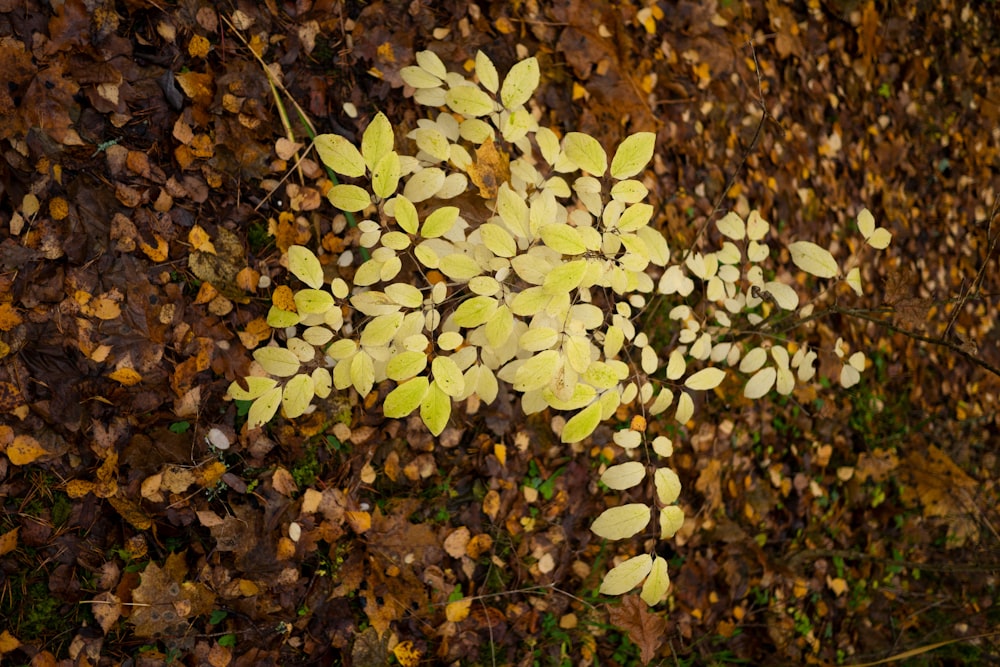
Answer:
606, 594, 666, 664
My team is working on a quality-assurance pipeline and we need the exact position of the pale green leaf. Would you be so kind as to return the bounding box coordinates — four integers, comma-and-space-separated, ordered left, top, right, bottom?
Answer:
613, 430, 642, 449
453, 295, 499, 328
439, 253, 483, 281
228, 376, 278, 401
652, 436, 673, 458
384, 376, 429, 418
484, 305, 514, 348
563, 132, 607, 176
287, 245, 324, 289
371, 151, 400, 199
266, 306, 300, 328
432, 355, 465, 397
654, 468, 681, 505
684, 367, 725, 391
601, 462, 646, 490
480, 223, 518, 257
446, 84, 495, 117
500, 56, 539, 109
312, 367, 332, 399
501, 108, 533, 142
746, 210, 769, 240
400, 65, 444, 89
560, 400, 602, 443
659, 505, 685, 538
764, 281, 799, 310
414, 127, 450, 162
247, 386, 282, 429
640, 556, 670, 605
616, 203, 654, 232
350, 351, 375, 396
599, 554, 652, 595
420, 206, 460, 239
403, 167, 445, 203
739, 347, 768, 373
420, 380, 451, 435
609, 132, 655, 179
510, 286, 549, 316
475, 50, 499, 92
542, 259, 587, 294
513, 350, 559, 392
314, 133, 365, 178
591, 504, 651, 540
437, 331, 464, 350
789, 241, 839, 278
293, 289, 334, 315
540, 224, 586, 255
519, 327, 559, 352
391, 196, 419, 234
361, 112, 394, 170
361, 312, 404, 347
496, 183, 530, 238
387, 350, 428, 381
610, 179, 649, 203
281, 374, 314, 419
385, 283, 423, 308
415, 50, 447, 79
254, 347, 300, 377
328, 184, 372, 212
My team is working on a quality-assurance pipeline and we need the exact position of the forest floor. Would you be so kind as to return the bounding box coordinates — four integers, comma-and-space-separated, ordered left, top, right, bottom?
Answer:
1, 1, 1000, 665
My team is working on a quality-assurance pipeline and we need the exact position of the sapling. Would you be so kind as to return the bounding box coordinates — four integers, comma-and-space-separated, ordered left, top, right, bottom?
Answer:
229, 49, 891, 603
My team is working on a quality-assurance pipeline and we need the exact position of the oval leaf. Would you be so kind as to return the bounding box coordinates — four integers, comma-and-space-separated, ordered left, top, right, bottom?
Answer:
328, 184, 372, 212
384, 376, 429, 418
281, 374, 314, 419
314, 133, 365, 177
609, 131, 655, 179
420, 380, 451, 435
640, 556, 670, 605
248, 386, 282, 429
287, 245, 324, 289
684, 367, 726, 391
653, 468, 682, 505
254, 347, 300, 377
599, 554, 653, 596
601, 461, 646, 490
563, 132, 607, 176
591, 504, 651, 540
788, 241, 839, 278
500, 56, 539, 109
561, 400, 602, 443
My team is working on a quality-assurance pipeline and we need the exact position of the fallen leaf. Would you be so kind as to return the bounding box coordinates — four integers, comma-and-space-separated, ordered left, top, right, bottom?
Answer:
5, 434, 47, 465
0, 527, 17, 556
606, 594, 666, 664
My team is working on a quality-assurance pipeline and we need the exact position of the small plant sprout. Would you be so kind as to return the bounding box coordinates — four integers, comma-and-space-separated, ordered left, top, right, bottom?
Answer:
228, 50, 891, 603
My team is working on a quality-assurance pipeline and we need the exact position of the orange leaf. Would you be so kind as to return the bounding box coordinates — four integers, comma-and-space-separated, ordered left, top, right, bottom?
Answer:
445, 598, 472, 622
0, 303, 23, 331
0, 527, 18, 557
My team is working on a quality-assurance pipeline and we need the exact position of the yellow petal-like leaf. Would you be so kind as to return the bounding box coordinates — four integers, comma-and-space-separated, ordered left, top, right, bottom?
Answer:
560, 400, 602, 443
446, 84, 495, 117
592, 504, 651, 540
480, 223, 518, 257
609, 131, 655, 179
654, 468, 681, 505
867, 227, 892, 249
384, 376, 429, 418
350, 351, 375, 396
857, 208, 875, 239
659, 505, 685, 538
247, 386, 282, 429
500, 56, 539, 109
432, 355, 465, 397
744, 366, 776, 399
439, 253, 483, 281
287, 245, 324, 289
599, 554, 652, 595
420, 206, 460, 239
371, 151, 401, 199
601, 461, 646, 490
361, 112, 394, 170
684, 367, 725, 391
387, 350, 428, 381
254, 347, 300, 377
293, 289, 334, 315
361, 312, 404, 347
640, 556, 670, 605
716, 211, 745, 241
314, 133, 365, 177
475, 50, 499, 93
228, 376, 278, 401
789, 241, 839, 279
540, 224, 586, 255
453, 295, 498, 328
420, 380, 451, 435
391, 196, 419, 234
281, 374, 314, 419
513, 350, 559, 392
328, 184, 372, 212
485, 304, 514, 348
563, 132, 607, 176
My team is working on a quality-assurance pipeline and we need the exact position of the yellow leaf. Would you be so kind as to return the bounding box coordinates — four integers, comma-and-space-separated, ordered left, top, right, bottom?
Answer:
599, 554, 652, 595
561, 400, 602, 443
420, 206, 460, 239
431, 355, 465, 397
500, 56, 539, 109
0, 629, 21, 653
361, 112, 394, 170
659, 505, 684, 538
6, 435, 47, 465
788, 241, 839, 278
371, 150, 401, 199
281, 374, 315, 419
327, 184, 372, 212
107, 367, 142, 386
591, 504, 650, 540
384, 376, 429, 418
445, 598, 472, 623
654, 468, 682, 505
609, 131, 655, 179
248, 387, 282, 429
600, 462, 646, 490
563, 132, 607, 176
253, 347, 300, 377
420, 380, 451, 435
744, 366, 777, 399
475, 51, 499, 92
314, 133, 366, 178
287, 246, 324, 289
0, 527, 18, 557
640, 556, 670, 605
446, 84, 495, 117
392, 640, 422, 667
